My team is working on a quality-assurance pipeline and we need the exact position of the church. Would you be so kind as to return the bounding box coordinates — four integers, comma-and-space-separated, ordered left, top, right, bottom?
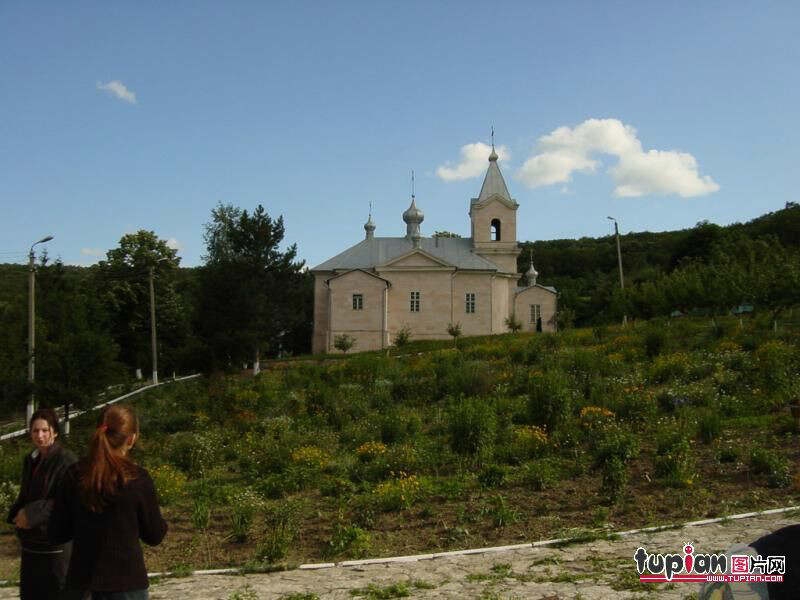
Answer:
311, 146, 557, 354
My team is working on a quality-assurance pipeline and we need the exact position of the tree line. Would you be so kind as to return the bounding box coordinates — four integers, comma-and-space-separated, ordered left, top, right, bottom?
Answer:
520, 203, 800, 326
1, 202, 798, 415
0, 204, 312, 415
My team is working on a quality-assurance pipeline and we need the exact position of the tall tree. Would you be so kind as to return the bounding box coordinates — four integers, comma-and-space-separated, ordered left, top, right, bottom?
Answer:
36, 259, 121, 421
199, 204, 308, 369
95, 231, 188, 377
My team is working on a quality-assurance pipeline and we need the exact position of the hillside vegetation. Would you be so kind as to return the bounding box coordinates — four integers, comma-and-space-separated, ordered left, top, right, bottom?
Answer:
2, 316, 799, 581
2, 204, 799, 417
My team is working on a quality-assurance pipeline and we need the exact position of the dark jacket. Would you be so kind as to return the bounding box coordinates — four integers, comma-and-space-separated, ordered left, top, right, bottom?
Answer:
6, 442, 77, 551
49, 461, 167, 592
751, 524, 800, 600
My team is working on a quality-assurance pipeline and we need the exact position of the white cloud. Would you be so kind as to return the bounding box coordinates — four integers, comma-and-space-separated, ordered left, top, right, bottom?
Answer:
96, 80, 137, 104
436, 142, 511, 181
80, 248, 104, 257
517, 118, 719, 197
166, 238, 182, 251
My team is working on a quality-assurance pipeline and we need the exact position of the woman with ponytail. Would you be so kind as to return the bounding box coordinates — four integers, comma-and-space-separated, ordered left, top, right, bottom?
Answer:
50, 405, 167, 600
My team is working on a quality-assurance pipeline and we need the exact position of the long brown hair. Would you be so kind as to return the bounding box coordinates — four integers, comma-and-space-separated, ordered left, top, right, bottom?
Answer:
79, 404, 140, 512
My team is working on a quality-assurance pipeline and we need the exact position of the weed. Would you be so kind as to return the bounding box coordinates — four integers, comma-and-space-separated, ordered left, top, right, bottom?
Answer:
326, 519, 372, 559
228, 585, 259, 600
191, 497, 212, 530
518, 458, 559, 491
349, 582, 410, 598
482, 495, 519, 528
478, 464, 507, 489
750, 447, 791, 488
697, 410, 722, 444
257, 501, 300, 563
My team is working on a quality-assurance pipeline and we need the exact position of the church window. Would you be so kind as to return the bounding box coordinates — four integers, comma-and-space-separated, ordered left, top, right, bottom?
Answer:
490, 219, 501, 241
530, 304, 541, 323
410, 291, 420, 312
465, 292, 475, 313
352, 294, 363, 310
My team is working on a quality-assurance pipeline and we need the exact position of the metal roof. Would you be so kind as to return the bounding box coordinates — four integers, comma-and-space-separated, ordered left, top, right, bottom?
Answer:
312, 236, 501, 271
471, 153, 517, 208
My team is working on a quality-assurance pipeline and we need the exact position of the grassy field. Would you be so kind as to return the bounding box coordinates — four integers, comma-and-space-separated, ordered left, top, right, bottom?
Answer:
1, 315, 799, 584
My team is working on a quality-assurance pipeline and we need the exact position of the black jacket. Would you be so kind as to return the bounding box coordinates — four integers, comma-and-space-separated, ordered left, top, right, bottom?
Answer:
6, 442, 77, 551
751, 524, 800, 600
49, 462, 167, 592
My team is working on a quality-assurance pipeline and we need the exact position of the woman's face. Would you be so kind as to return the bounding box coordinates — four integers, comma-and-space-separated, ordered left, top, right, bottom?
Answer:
30, 419, 57, 452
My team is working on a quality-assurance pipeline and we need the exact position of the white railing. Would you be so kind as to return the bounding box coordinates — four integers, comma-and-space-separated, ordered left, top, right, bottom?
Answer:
0, 374, 201, 442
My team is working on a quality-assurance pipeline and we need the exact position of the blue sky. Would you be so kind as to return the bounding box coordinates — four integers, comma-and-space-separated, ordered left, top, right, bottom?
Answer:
1, 1, 798, 269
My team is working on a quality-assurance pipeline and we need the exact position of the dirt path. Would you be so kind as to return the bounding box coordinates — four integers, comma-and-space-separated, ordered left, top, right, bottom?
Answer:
3, 510, 793, 600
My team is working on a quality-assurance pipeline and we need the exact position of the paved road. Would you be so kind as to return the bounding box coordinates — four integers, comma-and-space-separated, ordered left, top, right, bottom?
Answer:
4, 511, 792, 600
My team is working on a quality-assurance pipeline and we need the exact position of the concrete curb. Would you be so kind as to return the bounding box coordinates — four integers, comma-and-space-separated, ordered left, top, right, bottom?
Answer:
135, 503, 795, 579
2, 505, 797, 586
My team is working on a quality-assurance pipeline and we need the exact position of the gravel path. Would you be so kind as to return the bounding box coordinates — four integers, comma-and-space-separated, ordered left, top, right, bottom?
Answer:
3, 510, 794, 600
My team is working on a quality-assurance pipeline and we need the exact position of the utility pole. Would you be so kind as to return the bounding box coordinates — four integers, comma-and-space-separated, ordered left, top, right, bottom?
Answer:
607, 217, 627, 327
27, 235, 53, 424
149, 265, 158, 385
148, 256, 169, 385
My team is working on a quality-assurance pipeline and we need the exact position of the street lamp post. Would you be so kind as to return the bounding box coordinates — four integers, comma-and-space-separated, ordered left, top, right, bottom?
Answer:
27, 235, 54, 425
607, 217, 627, 327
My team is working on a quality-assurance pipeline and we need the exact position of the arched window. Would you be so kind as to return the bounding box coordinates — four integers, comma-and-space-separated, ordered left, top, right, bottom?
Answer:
490, 219, 501, 241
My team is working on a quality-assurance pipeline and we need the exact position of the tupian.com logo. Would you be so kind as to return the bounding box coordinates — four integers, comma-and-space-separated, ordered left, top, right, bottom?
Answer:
633, 543, 785, 583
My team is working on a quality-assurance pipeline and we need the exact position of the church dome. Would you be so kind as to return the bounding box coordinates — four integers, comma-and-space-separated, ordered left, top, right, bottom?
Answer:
402, 197, 424, 225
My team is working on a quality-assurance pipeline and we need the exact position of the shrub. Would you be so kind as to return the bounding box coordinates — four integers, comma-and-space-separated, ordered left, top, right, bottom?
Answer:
373, 474, 422, 511
150, 464, 187, 506
437, 359, 494, 399
325, 519, 372, 559
511, 425, 549, 459
446, 322, 463, 347
290, 446, 331, 470
519, 459, 559, 491
228, 487, 264, 542
600, 456, 628, 503
505, 315, 522, 333
718, 446, 739, 463
644, 327, 667, 358
393, 325, 412, 348
754, 341, 796, 396
477, 464, 507, 489
592, 425, 639, 466
654, 433, 695, 488
750, 447, 791, 488
333, 334, 356, 353
319, 476, 354, 498
379, 410, 420, 444
612, 390, 657, 424
649, 353, 690, 384
447, 397, 496, 456
579, 406, 615, 430
526, 370, 572, 432
356, 441, 388, 462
